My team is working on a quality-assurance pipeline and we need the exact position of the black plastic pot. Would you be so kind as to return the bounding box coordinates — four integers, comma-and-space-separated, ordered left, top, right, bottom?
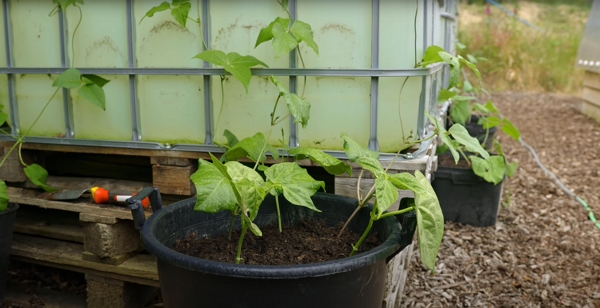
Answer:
465, 115, 497, 150
0, 203, 18, 301
432, 164, 503, 227
129, 191, 416, 308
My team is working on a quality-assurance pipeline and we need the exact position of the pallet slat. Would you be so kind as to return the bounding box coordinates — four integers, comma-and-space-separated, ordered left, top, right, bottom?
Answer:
10, 234, 159, 287
7, 187, 150, 220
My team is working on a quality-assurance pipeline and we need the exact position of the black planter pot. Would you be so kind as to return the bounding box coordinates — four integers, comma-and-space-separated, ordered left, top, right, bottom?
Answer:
131, 191, 416, 308
0, 203, 18, 301
432, 164, 503, 227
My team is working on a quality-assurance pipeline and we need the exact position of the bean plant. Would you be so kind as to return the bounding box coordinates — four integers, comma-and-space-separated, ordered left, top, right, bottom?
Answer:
0, 0, 109, 212
419, 45, 521, 184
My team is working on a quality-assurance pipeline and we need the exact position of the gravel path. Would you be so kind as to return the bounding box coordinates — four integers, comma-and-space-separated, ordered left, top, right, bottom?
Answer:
402, 92, 600, 307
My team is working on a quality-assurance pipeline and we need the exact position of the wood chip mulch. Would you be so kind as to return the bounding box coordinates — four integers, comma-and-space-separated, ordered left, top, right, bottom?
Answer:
402, 92, 600, 307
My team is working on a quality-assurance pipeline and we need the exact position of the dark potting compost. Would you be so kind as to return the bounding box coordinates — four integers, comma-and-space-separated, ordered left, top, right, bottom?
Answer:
172, 218, 380, 265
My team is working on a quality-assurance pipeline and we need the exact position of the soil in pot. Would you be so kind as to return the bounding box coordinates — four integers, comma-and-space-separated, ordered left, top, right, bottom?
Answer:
172, 218, 380, 265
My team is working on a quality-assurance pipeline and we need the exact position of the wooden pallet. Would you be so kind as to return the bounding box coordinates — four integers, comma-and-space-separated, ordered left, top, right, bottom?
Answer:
8, 204, 159, 308
1, 140, 437, 308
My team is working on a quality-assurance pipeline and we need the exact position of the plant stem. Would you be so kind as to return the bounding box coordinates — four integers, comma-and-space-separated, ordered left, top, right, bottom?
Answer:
337, 187, 376, 238
271, 113, 290, 126
0, 140, 21, 168
413, 0, 418, 67
213, 76, 226, 143
24, 88, 61, 137
275, 195, 282, 233
377, 206, 414, 219
17, 142, 25, 166
350, 214, 374, 257
196, 0, 209, 51
296, 46, 308, 97
71, 5, 83, 67
356, 169, 364, 201
270, 95, 282, 125
396, 76, 410, 146
235, 222, 248, 264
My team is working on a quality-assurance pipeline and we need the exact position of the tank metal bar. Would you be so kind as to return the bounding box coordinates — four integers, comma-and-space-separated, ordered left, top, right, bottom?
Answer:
440, 12, 456, 22
0, 65, 443, 77
58, 8, 74, 138
126, 0, 141, 141
368, 0, 380, 152
202, 0, 213, 144
0, 134, 433, 161
288, 0, 298, 148
2, 0, 18, 136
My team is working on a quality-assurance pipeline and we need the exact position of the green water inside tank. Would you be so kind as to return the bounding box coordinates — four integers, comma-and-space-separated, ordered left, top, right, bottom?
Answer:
11, 0, 61, 67
135, 0, 204, 68
137, 75, 205, 144
66, 1, 129, 68
72, 75, 132, 141
15, 75, 65, 138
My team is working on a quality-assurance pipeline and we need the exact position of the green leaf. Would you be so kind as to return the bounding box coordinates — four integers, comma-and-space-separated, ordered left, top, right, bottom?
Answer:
341, 133, 379, 162
78, 84, 106, 110
190, 158, 238, 213
437, 89, 456, 103
418, 45, 445, 67
449, 100, 470, 126
0, 111, 8, 127
472, 103, 491, 114
413, 171, 444, 273
357, 157, 384, 177
271, 19, 298, 58
388, 172, 423, 193
425, 113, 460, 163
264, 162, 324, 211
448, 124, 490, 160
170, 0, 191, 28
224, 133, 277, 163
463, 80, 473, 92
23, 164, 56, 192
470, 155, 505, 185
225, 162, 267, 219
248, 221, 263, 236
270, 76, 310, 127
280, 0, 289, 10
466, 54, 478, 64
290, 20, 319, 55
53, 68, 82, 89
81, 74, 110, 88
374, 177, 398, 217
484, 100, 500, 114
456, 42, 466, 50
0, 180, 8, 212
194, 51, 267, 93
193, 50, 228, 67
458, 55, 482, 81
481, 116, 502, 129
255, 18, 279, 48
506, 161, 518, 178
439, 52, 461, 88
54, 0, 83, 11
140, 2, 170, 24
501, 118, 521, 141
287, 147, 352, 176
223, 129, 240, 148
226, 52, 268, 92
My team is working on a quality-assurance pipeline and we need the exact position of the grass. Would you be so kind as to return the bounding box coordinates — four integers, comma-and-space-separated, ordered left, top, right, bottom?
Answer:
457, 1, 592, 94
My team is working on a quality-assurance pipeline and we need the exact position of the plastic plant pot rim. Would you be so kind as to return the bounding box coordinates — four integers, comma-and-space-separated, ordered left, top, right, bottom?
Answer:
140, 194, 405, 280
